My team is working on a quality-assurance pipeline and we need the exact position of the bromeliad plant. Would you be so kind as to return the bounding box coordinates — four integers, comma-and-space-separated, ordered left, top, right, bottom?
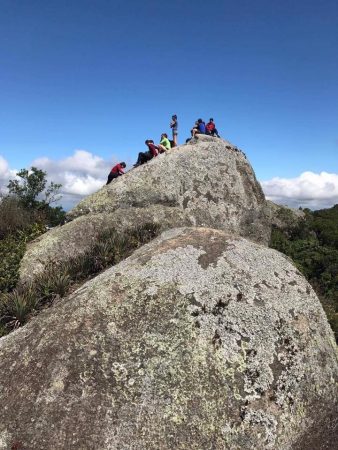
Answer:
0, 222, 161, 336
0, 287, 38, 330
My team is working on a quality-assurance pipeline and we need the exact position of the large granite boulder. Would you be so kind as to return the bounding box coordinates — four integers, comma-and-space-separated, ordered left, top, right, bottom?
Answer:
19, 136, 270, 282
1, 227, 336, 449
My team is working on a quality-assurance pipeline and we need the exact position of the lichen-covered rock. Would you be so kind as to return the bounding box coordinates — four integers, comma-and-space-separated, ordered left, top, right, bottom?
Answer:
67, 136, 265, 228
19, 136, 270, 282
1, 227, 337, 450
19, 205, 190, 282
265, 200, 305, 230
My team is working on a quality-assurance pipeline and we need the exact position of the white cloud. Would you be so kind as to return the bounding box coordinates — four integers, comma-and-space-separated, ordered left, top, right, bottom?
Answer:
0, 156, 9, 178
261, 171, 338, 209
33, 150, 110, 179
0, 150, 116, 208
2, 151, 337, 212
0, 156, 17, 195
61, 172, 104, 196
31, 150, 119, 209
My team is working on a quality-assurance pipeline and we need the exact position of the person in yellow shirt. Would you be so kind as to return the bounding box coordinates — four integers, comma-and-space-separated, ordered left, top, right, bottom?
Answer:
157, 133, 171, 153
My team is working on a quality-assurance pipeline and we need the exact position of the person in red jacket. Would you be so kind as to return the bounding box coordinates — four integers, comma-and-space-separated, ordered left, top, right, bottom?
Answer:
146, 140, 159, 157
206, 118, 220, 137
134, 140, 159, 166
106, 162, 126, 184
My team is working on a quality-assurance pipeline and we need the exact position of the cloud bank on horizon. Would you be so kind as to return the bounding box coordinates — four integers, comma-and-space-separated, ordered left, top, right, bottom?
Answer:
1, 151, 337, 211
261, 171, 338, 209
0, 150, 113, 209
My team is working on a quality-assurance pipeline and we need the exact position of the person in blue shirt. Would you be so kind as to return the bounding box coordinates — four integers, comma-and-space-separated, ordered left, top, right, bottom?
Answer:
191, 118, 206, 138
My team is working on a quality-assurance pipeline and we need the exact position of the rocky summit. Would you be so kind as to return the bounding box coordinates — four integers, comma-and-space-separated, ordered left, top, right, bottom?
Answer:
0, 228, 337, 449
19, 135, 271, 282
1, 135, 336, 450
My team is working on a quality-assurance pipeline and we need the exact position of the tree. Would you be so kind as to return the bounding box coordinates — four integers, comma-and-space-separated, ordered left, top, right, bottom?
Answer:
7, 167, 62, 209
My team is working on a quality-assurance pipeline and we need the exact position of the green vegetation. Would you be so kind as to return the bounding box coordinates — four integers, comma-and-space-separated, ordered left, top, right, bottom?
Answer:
6, 166, 65, 228
0, 223, 45, 293
0, 167, 66, 294
270, 205, 338, 341
7, 166, 61, 209
0, 222, 160, 336
0, 167, 67, 334
0, 166, 161, 337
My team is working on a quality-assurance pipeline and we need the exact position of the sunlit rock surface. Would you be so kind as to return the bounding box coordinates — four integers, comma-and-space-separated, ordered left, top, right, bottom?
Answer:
2, 228, 337, 450
19, 136, 270, 282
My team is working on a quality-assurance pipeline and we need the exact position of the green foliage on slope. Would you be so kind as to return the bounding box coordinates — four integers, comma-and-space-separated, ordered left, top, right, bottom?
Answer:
270, 205, 338, 341
0, 167, 66, 295
0, 223, 160, 336
0, 223, 46, 293
0, 166, 162, 337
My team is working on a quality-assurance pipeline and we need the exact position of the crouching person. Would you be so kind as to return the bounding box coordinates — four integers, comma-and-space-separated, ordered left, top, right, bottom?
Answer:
106, 162, 126, 185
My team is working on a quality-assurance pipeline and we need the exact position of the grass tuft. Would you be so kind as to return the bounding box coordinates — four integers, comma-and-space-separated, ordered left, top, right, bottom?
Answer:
0, 222, 160, 336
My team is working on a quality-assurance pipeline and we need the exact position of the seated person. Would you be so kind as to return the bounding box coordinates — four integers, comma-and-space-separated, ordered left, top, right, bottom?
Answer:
191, 121, 198, 137
146, 139, 159, 157
206, 118, 220, 137
191, 119, 206, 137
106, 162, 126, 184
134, 140, 158, 166
157, 133, 171, 153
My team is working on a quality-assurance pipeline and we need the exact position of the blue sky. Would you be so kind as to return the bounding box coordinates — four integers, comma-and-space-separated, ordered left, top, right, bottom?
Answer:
0, 0, 337, 208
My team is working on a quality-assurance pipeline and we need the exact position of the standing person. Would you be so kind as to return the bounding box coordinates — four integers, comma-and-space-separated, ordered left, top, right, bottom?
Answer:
106, 162, 126, 185
134, 140, 158, 167
170, 114, 178, 145
206, 118, 220, 137
191, 119, 206, 137
157, 133, 171, 153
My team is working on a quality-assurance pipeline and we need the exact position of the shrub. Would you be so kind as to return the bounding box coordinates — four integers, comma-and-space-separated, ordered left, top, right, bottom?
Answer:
0, 235, 27, 293
0, 223, 46, 293
0, 197, 34, 239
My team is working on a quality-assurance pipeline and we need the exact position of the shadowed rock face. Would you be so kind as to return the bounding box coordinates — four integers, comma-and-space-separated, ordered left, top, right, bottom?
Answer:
2, 228, 337, 450
265, 200, 305, 229
19, 136, 271, 282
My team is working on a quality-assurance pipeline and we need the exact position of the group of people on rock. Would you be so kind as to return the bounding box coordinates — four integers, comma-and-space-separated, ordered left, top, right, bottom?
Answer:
106, 114, 220, 184
134, 133, 172, 168
191, 118, 220, 138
